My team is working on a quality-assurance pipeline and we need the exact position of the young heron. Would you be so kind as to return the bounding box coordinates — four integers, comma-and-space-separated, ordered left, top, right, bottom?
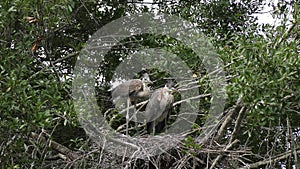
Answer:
111, 73, 151, 135
145, 84, 176, 135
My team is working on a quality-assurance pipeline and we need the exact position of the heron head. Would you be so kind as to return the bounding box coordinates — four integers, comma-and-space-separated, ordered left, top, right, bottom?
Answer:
170, 87, 179, 94
141, 73, 153, 85
163, 85, 179, 95
163, 80, 178, 93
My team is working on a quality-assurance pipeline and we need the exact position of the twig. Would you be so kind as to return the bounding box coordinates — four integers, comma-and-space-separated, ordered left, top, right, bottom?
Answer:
177, 64, 227, 90
173, 93, 211, 106
273, 20, 298, 50
79, 0, 100, 26
118, 100, 149, 115
240, 148, 300, 169
215, 96, 243, 141
209, 139, 239, 169
28, 52, 78, 80
117, 93, 210, 115
31, 132, 80, 160
229, 106, 247, 143
287, 115, 299, 167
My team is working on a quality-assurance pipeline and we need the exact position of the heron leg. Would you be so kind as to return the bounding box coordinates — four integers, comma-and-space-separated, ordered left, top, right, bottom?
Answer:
153, 121, 156, 135
147, 121, 156, 135
133, 103, 138, 133
126, 98, 130, 136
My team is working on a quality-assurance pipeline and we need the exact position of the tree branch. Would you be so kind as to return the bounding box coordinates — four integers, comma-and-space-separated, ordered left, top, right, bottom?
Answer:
229, 106, 247, 143
215, 96, 243, 141
240, 148, 300, 169
273, 20, 298, 50
209, 139, 239, 169
31, 132, 80, 160
28, 52, 78, 80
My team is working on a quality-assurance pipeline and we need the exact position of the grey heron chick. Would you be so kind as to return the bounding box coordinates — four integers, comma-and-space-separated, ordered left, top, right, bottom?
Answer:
145, 85, 176, 134
111, 73, 152, 135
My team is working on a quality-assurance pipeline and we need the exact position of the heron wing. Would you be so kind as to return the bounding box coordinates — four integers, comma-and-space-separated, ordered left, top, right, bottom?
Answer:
158, 92, 174, 122
111, 79, 142, 99
128, 79, 142, 96
145, 89, 165, 122
146, 88, 174, 134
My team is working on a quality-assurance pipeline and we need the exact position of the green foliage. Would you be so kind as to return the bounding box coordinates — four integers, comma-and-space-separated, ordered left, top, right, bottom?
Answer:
218, 16, 300, 165
222, 25, 300, 127
1, 0, 299, 168
0, 0, 78, 167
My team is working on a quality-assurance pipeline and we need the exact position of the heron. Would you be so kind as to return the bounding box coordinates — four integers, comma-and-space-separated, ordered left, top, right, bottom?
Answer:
111, 73, 152, 135
145, 84, 176, 135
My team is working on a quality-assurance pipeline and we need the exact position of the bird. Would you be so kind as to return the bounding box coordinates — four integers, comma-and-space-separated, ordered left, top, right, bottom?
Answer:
111, 72, 152, 135
145, 84, 176, 135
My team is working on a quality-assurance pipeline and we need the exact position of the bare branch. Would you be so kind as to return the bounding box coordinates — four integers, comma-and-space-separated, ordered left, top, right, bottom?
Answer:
209, 139, 239, 169
31, 132, 80, 160
173, 93, 211, 106
240, 148, 300, 169
229, 106, 247, 143
215, 96, 243, 141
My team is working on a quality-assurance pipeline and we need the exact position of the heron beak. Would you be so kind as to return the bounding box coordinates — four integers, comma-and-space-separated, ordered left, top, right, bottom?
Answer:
170, 87, 179, 93
146, 80, 153, 85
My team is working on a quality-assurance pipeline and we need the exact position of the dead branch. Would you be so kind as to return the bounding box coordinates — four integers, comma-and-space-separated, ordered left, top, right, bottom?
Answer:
240, 148, 300, 169
173, 93, 211, 106
229, 106, 247, 143
208, 139, 239, 169
215, 96, 243, 141
31, 132, 80, 161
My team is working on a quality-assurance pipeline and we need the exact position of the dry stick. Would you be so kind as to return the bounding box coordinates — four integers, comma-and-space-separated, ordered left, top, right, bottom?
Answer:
178, 84, 202, 92
79, 0, 100, 26
172, 60, 236, 96
215, 96, 243, 141
98, 137, 106, 165
208, 106, 246, 168
49, 60, 61, 81
118, 100, 148, 115
126, 98, 130, 135
209, 98, 245, 168
31, 132, 80, 160
208, 139, 239, 169
176, 74, 233, 92
287, 115, 299, 167
198, 149, 250, 154
173, 93, 211, 106
240, 148, 300, 169
175, 155, 190, 169
41, 123, 61, 163
229, 106, 247, 143
177, 66, 226, 90
118, 93, 210, 115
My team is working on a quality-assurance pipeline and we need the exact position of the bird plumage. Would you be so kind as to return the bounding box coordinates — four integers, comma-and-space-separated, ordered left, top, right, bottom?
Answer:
145, 86, 174, 134
111, 73, 151, 135
111, 73, 151, 103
